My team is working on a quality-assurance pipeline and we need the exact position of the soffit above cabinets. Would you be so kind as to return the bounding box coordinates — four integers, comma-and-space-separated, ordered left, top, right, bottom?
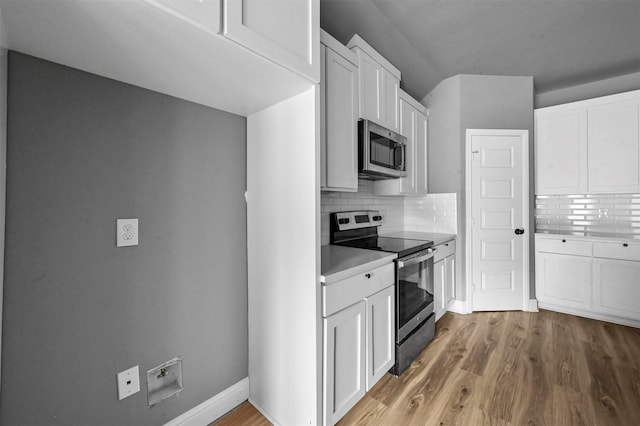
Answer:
0, 0, 312, 117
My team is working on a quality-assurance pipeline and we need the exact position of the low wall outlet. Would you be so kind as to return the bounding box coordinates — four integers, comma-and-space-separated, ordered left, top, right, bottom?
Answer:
117, 365, 140, 400
117, 218, 139, 247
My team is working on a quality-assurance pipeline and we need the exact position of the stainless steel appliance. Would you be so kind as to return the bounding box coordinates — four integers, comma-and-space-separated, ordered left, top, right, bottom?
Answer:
330, 210, 435, 376
358, 119, 407, 180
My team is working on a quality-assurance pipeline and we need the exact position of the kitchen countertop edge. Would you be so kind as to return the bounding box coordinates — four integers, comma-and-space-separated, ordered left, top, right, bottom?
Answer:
380, 231, 457, 247
321, 245, 397, 285
535, 232, 640, 243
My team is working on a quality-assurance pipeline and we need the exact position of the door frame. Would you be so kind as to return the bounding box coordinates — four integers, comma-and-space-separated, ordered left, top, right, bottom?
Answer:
464, 128, 533, 313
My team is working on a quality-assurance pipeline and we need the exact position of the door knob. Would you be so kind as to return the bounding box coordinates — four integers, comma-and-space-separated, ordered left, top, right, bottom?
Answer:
515, 228, 525, 235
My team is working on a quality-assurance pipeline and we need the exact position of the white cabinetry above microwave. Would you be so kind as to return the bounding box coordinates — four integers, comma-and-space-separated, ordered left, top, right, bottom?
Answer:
347, 34, 401, 133
535, 90, 640, 195
374, 90, 428, 196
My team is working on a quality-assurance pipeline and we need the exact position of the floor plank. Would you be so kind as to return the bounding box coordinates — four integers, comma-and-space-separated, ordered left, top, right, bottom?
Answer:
213, 310, 640, 426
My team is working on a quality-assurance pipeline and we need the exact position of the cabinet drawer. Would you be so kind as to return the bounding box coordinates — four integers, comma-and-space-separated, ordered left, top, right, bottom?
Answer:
536, 237, 592, 256
323, 263, 394, 317
434, 240, 455, 262
594, 242, 640, 261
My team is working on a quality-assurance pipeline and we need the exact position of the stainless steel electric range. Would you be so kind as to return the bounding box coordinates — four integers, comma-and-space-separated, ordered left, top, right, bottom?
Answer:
330, 210, 436, 376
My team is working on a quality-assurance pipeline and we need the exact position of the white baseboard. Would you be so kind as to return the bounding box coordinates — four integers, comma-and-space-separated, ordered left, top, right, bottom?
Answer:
527, 299, 539, 312
447, 300, 470, 314
164, 377, 249, 426
538, 303, 640, 329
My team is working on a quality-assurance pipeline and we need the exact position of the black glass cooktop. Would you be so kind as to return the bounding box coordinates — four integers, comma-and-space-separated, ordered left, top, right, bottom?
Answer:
337, 236, 433, 258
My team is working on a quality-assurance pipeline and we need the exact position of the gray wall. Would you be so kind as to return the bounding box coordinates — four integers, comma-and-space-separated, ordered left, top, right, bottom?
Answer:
1, 52, 248, 425
424, 74, 534, 301
423, 75, 461, 194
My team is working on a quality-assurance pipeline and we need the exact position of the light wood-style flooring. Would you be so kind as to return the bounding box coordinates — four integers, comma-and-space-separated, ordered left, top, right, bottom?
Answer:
213, 310, 640, 425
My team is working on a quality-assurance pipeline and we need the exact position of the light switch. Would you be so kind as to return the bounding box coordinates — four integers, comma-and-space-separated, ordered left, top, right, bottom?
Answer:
116, 218, 139, 247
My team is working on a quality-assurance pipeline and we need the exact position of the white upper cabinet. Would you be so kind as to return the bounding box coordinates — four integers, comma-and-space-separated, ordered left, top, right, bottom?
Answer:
347, 35, 401, 132
320, 31, 359, 192
588, 99, 640, 192
382, 68, 400, 132
374, 90, 428, 196
535, 109, 588, 194
150, 0, 221, 33
224, 0, 320, 82
399, 95, 417, 194
535, 90, 640, 195
416, 109, 429, 195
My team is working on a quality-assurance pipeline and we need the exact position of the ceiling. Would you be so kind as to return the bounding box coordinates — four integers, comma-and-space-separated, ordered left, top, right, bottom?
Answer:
320, 0, 640, 102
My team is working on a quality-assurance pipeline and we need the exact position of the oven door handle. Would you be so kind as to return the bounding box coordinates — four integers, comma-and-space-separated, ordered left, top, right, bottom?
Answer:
397, 249, 435, 268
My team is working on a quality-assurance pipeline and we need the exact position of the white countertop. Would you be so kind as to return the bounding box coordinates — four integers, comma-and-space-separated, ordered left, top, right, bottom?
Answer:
379, 231, 456, 246
321, 245, 397, 285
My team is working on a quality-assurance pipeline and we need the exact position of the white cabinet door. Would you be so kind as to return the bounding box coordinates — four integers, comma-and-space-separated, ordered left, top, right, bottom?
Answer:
365, 286, 394, 391
353, 48, 399, 132
416, 110, 428, 195
593, 258, 640, 321
357, 50, 382, 124
445, 255, 455, 307
535, 109, 588, 194
382, 67, 399, 132
321, 45, 358, 192
150, 0, 221, 33
323, 300, 366, 426
399, 97, 417, 194
224, 0, 319, 82
434, 258, 446, 320
536, 252, 592, 310
588, 99, 640, 193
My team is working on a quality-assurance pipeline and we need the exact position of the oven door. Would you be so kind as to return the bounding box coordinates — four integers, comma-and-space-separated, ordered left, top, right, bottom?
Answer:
396, 250, 435, 343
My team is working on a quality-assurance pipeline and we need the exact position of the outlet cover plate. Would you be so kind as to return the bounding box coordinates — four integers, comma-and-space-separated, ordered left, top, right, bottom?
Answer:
117, 365, 140, 400
117, 218, 139, 247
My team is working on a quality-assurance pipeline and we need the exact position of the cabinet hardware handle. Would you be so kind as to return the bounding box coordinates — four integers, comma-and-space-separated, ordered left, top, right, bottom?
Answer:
562, 239, 566, 243
623, 243, 629, 247
365, 273, 371, 279
515, 228, 525, 235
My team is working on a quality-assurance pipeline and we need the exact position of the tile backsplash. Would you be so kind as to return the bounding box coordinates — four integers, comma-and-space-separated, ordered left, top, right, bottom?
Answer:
404, 193, 458, 234
321, 181, 457, 245
535, 193, 640, 239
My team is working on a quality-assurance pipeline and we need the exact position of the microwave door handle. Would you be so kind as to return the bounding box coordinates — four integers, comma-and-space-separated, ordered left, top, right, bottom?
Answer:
394, 141, 405, 170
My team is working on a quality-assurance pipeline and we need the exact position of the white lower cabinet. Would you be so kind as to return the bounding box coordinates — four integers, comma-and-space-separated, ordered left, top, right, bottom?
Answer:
322, 263, 395, 426
593, 258, 640, 321
535, 234, 640, 326
536, 252, 592, 310
365, 285, 395, 390
323, 300, 366, 426
434, 240, 456, 321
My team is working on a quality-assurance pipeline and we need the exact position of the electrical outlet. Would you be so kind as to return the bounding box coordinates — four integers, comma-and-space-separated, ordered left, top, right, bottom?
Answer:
117, 365, 140, 400
116, 218, 139, 247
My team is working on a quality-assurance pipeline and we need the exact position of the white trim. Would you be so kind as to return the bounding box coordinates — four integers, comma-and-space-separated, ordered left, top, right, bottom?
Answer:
527, 299, 539, 312
465, 129, 530, 313
535, 89, 640, 114
447, 300, 471, 315
163, 377, 249, 426
539, 303, 640, 329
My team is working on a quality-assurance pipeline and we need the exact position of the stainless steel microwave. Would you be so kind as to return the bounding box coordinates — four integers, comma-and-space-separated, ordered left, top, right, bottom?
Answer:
358, 119, 407, 180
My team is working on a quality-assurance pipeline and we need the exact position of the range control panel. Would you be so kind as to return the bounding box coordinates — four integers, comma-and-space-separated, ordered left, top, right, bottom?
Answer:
333, 210, 383, 231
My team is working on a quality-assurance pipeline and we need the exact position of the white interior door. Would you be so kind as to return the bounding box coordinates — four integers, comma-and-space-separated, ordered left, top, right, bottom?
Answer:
468, 129, 529, 311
